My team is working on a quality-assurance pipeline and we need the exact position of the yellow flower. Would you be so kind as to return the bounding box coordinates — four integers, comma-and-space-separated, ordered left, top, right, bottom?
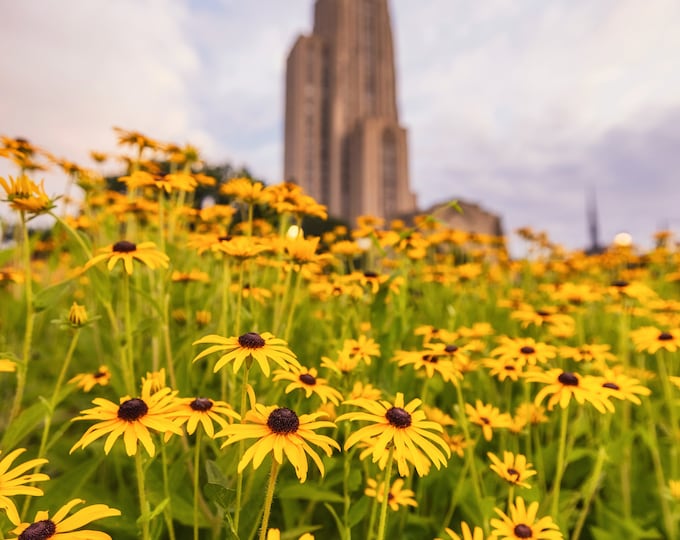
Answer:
631, 326, 680, 354
393, 349, 461, 383
69, 366, 112, 392
70, 379, 182, 457
487, 451, 537, 489
218, 404, 339, 482
348, 381, 382, 400
193, 331, 300, 376
364, 478, 418, 511
524, 369, 613, 413
670, 480, 680, 500
338, 392, 450, 477
559, 343, 616, 364
171, 397, 240, 438
0, 175, 55, 214
465, 400, 512, 441
273, 366, 344, 405
592, 368, 651, 405
0, 358, 17, 373
490, 497, 563, 539
437, 522, 490, 540
490, 337, 557, 367
67, 302, 88, 327
84, 241, 169, 275
7, 498, 120, 540
219, 177, 270, 205
267, 529, 315, 540
0, 449, 50, 524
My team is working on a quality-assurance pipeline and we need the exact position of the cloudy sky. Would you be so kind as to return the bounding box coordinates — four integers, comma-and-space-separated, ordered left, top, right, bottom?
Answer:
2, 0, 679, 252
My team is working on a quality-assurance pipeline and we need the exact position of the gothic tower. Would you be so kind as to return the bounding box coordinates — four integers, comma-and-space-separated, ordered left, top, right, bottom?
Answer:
284, 0, 417, 224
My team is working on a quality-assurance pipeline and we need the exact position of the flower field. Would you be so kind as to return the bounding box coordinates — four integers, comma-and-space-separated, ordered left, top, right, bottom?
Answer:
0, 130, 678, 540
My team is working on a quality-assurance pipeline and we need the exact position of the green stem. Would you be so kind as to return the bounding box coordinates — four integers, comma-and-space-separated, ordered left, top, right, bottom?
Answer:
658, 350, 679, 480
235, 262, 245, 336
49, 211, 92, 259
9, 211, 34, 424
454, 384, 483, 505
234, 361, 252, 533
161, 445, 177, 540
121, 272, 136, 395
570, 446, 606, 540
375, 447, 395, 540
194, 430, 203, 540
258, 459, 280, 540
135, 451, 151, 540
551, 405, 570, 520
38, 329, 81, 458
282, 270, 303, 342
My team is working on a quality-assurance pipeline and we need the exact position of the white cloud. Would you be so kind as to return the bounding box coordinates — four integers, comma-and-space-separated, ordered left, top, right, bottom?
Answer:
1, 0, 679, 249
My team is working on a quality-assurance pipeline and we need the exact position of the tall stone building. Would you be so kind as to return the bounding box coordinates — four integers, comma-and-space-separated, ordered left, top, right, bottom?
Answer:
284, 0, 417, 224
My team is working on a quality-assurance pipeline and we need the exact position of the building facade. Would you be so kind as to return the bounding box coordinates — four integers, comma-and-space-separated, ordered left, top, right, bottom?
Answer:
284, 0, 417, 224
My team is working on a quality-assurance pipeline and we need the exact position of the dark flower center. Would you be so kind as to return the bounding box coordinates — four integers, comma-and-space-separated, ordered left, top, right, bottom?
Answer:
520, 346, 535, 354
299, 373, 317, 385
536, 310, 550, 317
480, 416, 491, 425
558, 372, 579, 386
611, 280, 629, 288
422, 354, 438, 363
18, 519, 56, 540
385, 407, 412, 428
238, 332, 265, 349
387, 492, 394, 501
117, 398, 149, 421
267, 407, 300, 434
602, 382, 620, 390
218, 235, 233, 242
190, 398, 214, 411
112, 240, 137, 253
363, 271, 378, 278
507, 467, 520, 479
93, 370, 107, 379
658, 332, 673, 341
513, 524, 533, 538
444, 344, 458, 353
505, 364, 516, 370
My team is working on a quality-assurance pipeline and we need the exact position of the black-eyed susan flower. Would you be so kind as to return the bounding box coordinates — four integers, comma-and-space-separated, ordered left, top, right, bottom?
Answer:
442, 432, 468, 458
0, 449, 50, 524
490, 337, 557, 367
392, 349, 461, 383
171, 397, 240, 438
69, 366, 111, 392
487, 451, 537, 489
70, 379, 182, 457
320, 351, 361, 375
592, 368, 651, 405
524, 369, 613, 413
272, 367, 344, 405
559, 343, 616, 364
84, 241, 169, 275
364, 478, 417, 511
337, 392, 450, 477
193, 331, 300, 376
7, 498, 120, 540
490, 496, 563, 539
341, 335, 381, 365
437, 522, 490, 540
465, 400, 512, 441
219, 177, 270, 205
482, 357, 524, 382
0, 175, 55, 214
347, 381, 382, 400
218, 404, 339, 482
631, 326, 680, 354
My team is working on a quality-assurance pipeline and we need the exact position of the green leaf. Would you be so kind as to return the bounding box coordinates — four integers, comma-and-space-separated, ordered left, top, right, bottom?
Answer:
137, 497, 169, 525
203, 483, 232, 510
2, 399, 49, 449
348, 495, 371, 528
32, 278, 73, 312
278, 483, 344, 503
